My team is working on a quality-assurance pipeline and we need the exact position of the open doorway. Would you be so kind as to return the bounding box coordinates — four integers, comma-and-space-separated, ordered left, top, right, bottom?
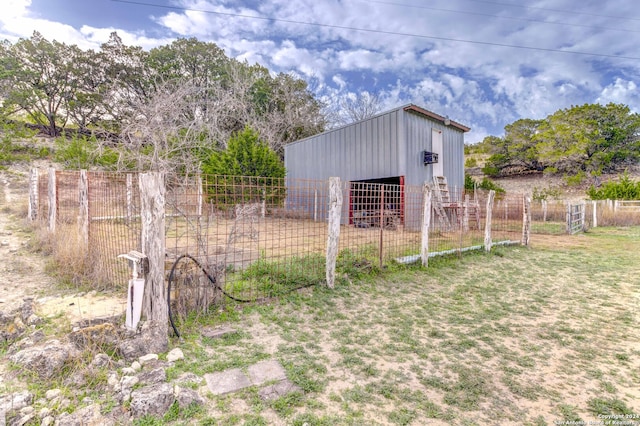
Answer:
348, 176, 404, 227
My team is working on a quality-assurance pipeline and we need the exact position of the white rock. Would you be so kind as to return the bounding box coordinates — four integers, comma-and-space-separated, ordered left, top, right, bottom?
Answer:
41, 415, 54, 426
39, 407, 51, 418
20, 406, 35, 416
45, 389, 62, 400
120, 375, 139, 389
59, 398, 71, 410
131, 361, 142, 372
138, 354, 159, 365
122, 367, 136, 375
107, 373, 119, 390
167, 348, 184, 362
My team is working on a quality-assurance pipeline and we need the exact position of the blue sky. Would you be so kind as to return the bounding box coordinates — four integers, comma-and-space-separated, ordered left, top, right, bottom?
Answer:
2, 0, 640, 143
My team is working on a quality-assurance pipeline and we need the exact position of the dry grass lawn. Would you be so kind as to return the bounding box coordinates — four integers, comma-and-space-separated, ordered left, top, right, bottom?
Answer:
165, 226, 640, 425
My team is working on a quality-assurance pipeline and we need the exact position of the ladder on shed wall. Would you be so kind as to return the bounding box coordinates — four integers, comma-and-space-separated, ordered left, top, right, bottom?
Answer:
432, 176, 452, 229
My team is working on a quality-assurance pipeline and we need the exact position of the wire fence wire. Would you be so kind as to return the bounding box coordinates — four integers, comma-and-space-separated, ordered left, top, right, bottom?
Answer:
33, 170, 559, 320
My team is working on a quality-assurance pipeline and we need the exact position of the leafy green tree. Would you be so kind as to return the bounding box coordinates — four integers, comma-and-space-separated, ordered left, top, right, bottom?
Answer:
202, 126, 286, 205
0, 32, 75, 136
202, 126, 285, 177
536, 103, 640, 176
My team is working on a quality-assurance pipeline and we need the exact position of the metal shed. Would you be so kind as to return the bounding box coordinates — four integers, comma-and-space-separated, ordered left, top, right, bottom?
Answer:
284, 104, 470, 227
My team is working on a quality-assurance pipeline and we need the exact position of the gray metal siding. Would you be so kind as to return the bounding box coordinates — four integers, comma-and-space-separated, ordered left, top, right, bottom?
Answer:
402, 110, 465, 196
285, 109, 403, 182
284, 105, 467, 224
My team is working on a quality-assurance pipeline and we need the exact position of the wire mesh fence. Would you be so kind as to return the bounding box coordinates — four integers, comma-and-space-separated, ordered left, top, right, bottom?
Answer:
31, 169, 547, 323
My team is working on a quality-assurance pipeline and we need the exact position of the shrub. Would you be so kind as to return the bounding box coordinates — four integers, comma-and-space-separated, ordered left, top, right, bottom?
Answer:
54, 134, 118, 169
202, 126, 286, 206
478, 177, 505, 194
587, 170, 640, 200
464, 174, 476, 191
465, 157, 478, 168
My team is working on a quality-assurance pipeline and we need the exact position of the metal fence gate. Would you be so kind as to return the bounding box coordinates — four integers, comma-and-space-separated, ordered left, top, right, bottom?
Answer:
567, 203, 586, 234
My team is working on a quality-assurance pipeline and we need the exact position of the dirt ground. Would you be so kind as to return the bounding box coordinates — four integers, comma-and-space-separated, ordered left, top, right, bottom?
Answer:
0, 169, 125, 323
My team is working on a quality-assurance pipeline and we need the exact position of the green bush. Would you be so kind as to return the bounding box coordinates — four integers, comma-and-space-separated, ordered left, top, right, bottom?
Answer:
478, 177, 505, 194
202, 126, 286, 206
54, 134, 118, 169
465, 157, 478, 168
464, 174, 476, 191
587, 171, 640, 200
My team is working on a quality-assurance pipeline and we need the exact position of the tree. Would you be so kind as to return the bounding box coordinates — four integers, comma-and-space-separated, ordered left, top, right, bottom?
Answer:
1, 32, 75, 136
202, 126, 286, 206
202, 126, 285, 178
536, 103, 640, 176
328, 91, 382, 128
100, 32, 153, 132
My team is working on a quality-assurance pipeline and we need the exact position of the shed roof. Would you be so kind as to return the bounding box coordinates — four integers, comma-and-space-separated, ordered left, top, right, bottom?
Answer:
403, 104, 471, 133
286, 103, 470, 148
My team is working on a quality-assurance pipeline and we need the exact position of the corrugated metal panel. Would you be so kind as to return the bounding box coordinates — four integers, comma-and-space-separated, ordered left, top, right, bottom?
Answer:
285, 108, 403, 182
284, 104, 466, 195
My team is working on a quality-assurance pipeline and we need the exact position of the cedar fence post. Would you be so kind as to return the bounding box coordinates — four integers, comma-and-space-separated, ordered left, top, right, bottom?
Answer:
484, 190, 495, 252
28, 168, 39, 221
420, 183, 432, 267
522, 194, 531, 246
326, 177, 342, 289
79, 170, 89, 247
139, 172, 168, 347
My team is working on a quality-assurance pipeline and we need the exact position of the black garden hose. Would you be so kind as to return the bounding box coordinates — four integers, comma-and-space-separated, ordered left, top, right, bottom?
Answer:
167, 253, 317, 338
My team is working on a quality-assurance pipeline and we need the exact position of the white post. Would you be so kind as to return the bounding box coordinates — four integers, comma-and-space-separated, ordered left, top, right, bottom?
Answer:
326, 177, 342, 289
462, 194, 470, 232
420, 184, 432, 267
314, 189, 318, 222
261, 189, 266, 218
542, 200, 547, 222
522, 195, 531, 246
28, 168, 39, 221
484, 190, 495, 252
592, 200, 597, 228
79, 170, 89, 247
48, 167, 57, 233
139, 172, 168, 347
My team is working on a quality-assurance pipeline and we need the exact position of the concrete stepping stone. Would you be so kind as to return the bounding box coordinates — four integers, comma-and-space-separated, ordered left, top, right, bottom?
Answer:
258, 379, 302, 401
247, 360, 287, 386
204, 368, 251, 396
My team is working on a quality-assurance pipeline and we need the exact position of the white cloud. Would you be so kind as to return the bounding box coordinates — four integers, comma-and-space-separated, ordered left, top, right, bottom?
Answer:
597, 78, 639, 110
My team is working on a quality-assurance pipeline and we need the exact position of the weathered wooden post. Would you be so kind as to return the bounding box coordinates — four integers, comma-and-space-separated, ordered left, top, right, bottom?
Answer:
462, 194, 470, 232
542, 200, 547, 222
79, 170, 89, 247
48, 167, 57, 233
326, 177, 342, 289
139, 172, 168, 348
592, 200, 597, 228
522, 194, 531, 246
28, 168, 39, 221
484, 190, 495, 252
565, 202, 571, 234
420, 184, 432, 267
